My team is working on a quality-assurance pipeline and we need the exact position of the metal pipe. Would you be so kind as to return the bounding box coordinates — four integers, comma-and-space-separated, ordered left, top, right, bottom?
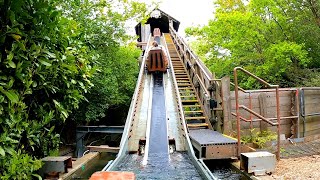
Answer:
299, 88, 306, 137
300, 87, 320, 90
296, 89, 300, 138
234, 67, 277, 88
239, 105, 278, 126
233, 66, 281, 160
275, 86, 281, 160
231, 112, 297, 122
305, 112, 320, 116
233, 68, 241, 157
249, 92, 253, 129
232, 114, 297, 121
230, 82, 246, 92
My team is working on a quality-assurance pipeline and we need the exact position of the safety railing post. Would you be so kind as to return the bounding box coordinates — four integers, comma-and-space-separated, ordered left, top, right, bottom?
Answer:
276, 87, 280, 160
233, 67, 281, 160
233, 68, 241, 157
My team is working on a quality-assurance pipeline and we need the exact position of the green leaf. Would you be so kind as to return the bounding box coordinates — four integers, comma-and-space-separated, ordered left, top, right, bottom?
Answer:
8, 10, 15, 24
18, 41, 26, 51
0, 147, 5, 156
39, 59, 52, 66
32, 81, 37, 87
2, 90, 19, 103
32, 174, 42, 180
7, 78, 14, 88
0, 95, 4, 103
0, 105, 3, 115
8, 60, 16, 68
7, 52, 14, 61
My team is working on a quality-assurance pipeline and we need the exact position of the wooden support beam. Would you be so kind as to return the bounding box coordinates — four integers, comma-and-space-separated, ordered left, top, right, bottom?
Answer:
87, 145, 120, 153
221, 76, 232, 134
259, 93, 268, 131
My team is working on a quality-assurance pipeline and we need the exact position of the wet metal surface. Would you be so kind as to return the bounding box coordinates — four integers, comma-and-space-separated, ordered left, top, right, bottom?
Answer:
116, 152, 201, 179
189, 129, 238, 145
149, 73, 169, 154
128, 74, 151, 151
116, 73, 201, 179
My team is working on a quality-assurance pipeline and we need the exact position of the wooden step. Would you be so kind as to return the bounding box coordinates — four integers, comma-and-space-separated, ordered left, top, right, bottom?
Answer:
180, 95, 196, 98
180, 93, 196, 96
177, 84, 192, 87
175, 71, 186, 73
185, 116, 206, 120
187, 123, 209, 128
176, 78, 190, 80
174, 70, 186, 73
176, 80, 190, 82
177, 83, 191, 85
182, 100, 198, 103
183, 105, 201, 108
184, 110, 204, 114
178, 87, 193, 90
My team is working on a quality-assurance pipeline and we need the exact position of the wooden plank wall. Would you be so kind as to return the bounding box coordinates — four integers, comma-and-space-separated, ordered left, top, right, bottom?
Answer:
226, 89, 298, 138
300, 90, 320, 137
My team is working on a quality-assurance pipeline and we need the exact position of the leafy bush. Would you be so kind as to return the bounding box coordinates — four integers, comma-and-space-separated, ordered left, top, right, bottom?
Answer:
0, 0, 94, 177
241, 129, 277, 148
0, 0, 147, 177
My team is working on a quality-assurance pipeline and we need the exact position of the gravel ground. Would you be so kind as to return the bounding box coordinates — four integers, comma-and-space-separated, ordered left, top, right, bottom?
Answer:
270, 155, 320, 179
257, 139, 320, 180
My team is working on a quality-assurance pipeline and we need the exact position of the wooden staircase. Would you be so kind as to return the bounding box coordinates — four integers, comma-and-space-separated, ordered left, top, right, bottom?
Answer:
164, 34, 209, 130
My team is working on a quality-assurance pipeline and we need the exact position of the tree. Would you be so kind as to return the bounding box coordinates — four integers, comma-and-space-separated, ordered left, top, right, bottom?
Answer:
186, 0, 320, 88
0, 0, 148, 178
0, 0, 94, 178
60, 0, 148, 123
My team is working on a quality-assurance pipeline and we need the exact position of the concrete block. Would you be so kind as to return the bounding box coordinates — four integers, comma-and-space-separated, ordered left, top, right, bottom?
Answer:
240, 151, 276, 176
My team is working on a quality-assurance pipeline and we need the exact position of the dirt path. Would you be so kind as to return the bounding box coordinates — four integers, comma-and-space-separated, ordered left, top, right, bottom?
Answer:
258, 139, 320, 179
269, 155, 320, 179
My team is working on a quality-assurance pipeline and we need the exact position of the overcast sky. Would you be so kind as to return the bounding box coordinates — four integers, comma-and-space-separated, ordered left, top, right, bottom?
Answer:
133, 0, 215, 37
156, 0, 214, 35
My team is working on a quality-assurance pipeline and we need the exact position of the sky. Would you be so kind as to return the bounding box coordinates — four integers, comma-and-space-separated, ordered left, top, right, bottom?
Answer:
133, 0, 215, 37
155, 0, 214, 36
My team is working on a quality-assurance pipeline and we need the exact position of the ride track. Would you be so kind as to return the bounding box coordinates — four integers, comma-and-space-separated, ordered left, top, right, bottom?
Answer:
105, 29, 241, 180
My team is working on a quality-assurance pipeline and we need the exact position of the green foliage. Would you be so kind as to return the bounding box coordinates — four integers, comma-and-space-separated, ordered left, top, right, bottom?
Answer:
74, 45, 141, 122
186, 0, 320, 88
60, 0, 146, 122
241, 129, 277, 148
1, 151, 42, 180
0, 0, 94, 177
0, 0, 147, 177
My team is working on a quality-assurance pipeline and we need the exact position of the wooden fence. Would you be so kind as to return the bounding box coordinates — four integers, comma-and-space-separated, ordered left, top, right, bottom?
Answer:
222, 78, 320, 139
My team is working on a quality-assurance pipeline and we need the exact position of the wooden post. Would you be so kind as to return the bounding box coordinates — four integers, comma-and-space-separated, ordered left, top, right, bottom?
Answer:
221, 76, 232, 135
258, 92, 268, 132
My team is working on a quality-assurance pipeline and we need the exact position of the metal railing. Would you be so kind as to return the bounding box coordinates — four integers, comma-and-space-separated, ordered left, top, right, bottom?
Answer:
163, 31, 214, 180
169, 26, 223, 127
233, 67, 281, 160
